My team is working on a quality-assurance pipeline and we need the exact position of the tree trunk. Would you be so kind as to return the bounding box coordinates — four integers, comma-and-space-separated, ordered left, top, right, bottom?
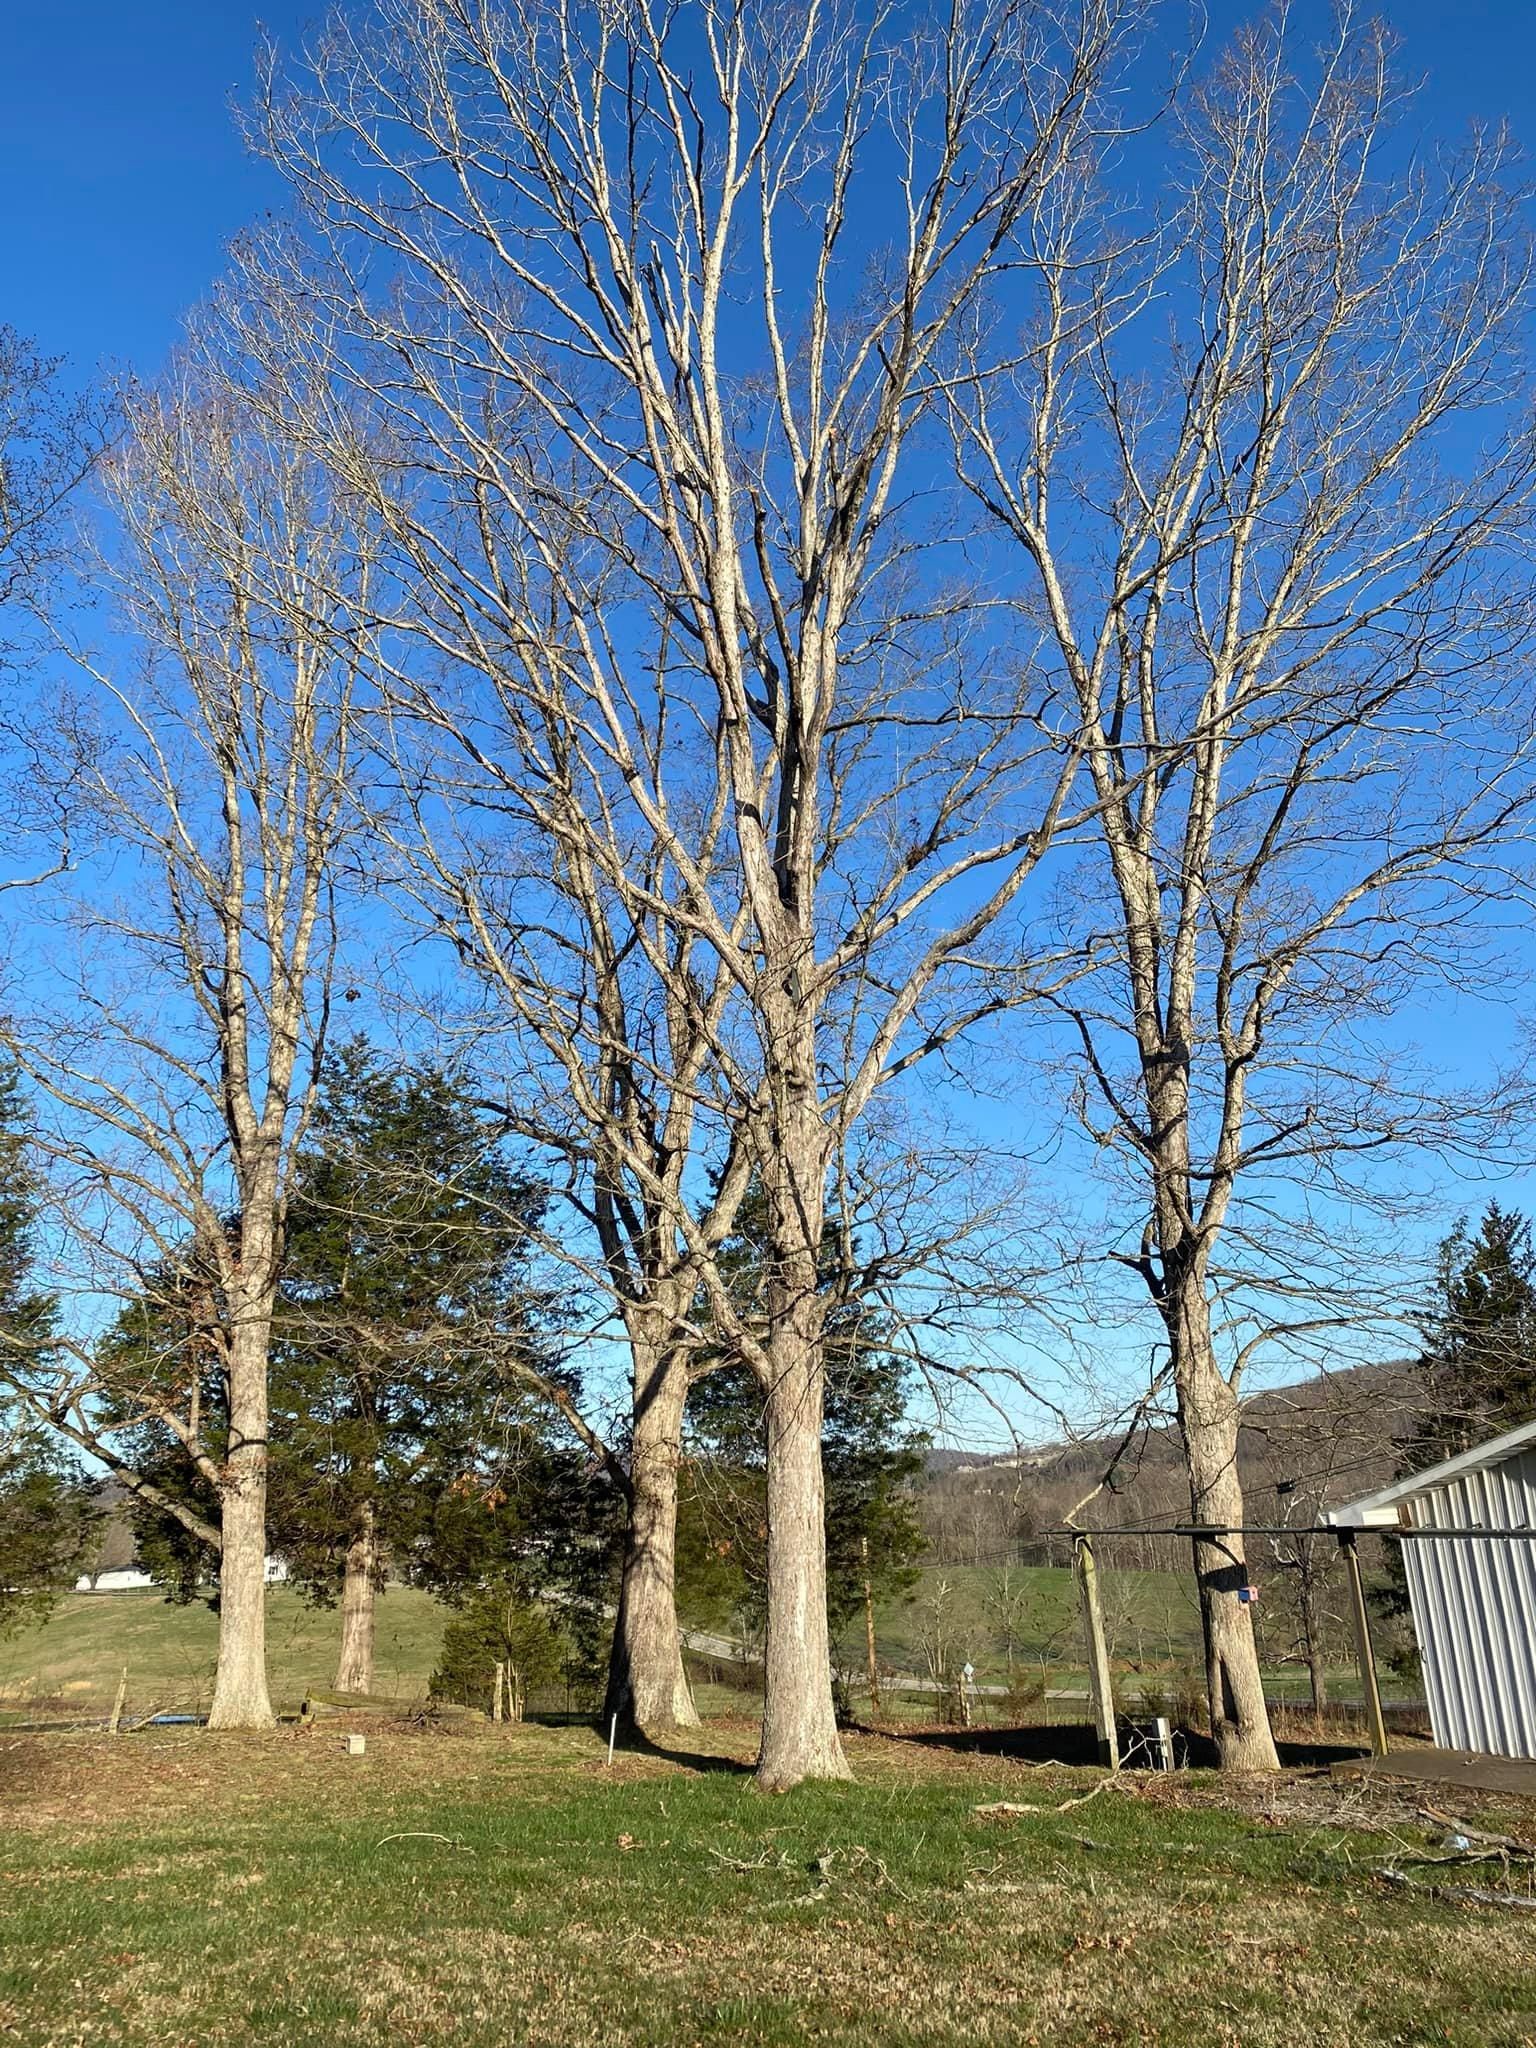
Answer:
207, 1294, 276, 1730
604, 1343, 698, 1734
334, 1502, 379, 1696
756, 1296, 851, 1791
1172, 1292, 1278, 1771
1299, 1567, 1329, 1717
862, 1536, 881, 1717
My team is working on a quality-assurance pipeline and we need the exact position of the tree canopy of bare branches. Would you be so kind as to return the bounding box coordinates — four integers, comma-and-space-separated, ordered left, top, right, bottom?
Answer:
959, 5, 1536, 1765
243, 0, 1132, 1786
0, 355, 378, 1727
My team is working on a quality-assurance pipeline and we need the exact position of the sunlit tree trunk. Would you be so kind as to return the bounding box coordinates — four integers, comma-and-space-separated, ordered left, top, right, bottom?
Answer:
757, 1264, 849, 1790
1167, 1271, 1277, 1770
755, 1095, 850, 1791
334, 1499, 379, 1696
208, 1289, 276, 1730
605, 1339, 697, 1734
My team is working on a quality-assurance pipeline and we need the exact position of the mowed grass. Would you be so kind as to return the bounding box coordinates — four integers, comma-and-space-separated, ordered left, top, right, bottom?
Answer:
3, 1565, 1380, 1728
864, 1566, 1391, 1707
3, 1717, 1535, 2047
0, 1587, 448, 1716
865, 1563, 1204, 1679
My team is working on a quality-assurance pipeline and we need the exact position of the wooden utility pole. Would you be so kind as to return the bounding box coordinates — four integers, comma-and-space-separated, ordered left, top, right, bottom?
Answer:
1338, 1531, 1389, 1758
861, 1537, 881, 1718
1074, 1535, 1118, 1770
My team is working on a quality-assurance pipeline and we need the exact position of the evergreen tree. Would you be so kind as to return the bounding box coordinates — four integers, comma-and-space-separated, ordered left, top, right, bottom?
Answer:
678, 1348, 926, 1649
95, 1042, 594, 1693
675, 1186, 926, 1664
429, 1583, 577, 1717
1375, 1203, 1536, 1638
0, 1065, 96, 1632
270, 1040, 569, 1691
1404, 1203, 1536, 1473
0, 1430, 98, 1635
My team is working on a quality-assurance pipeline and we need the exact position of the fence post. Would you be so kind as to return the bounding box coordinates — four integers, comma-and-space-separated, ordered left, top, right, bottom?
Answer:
1153, 1714, 1175, 1772
1338, 1530, 1389, 1758
1074, 1534, 1119, 1771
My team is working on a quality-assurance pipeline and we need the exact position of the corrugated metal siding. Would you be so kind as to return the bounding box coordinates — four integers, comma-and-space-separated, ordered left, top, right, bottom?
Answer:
1403, 1449, 1536, 1759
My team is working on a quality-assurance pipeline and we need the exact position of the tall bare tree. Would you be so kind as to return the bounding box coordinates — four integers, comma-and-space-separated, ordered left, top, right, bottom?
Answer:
0, 327, 110, 622
379, 711, 753, 1739
960, 8, 1536, 1766
0, 329, 113, 889
251, 0, 1126, 1785
0, 359, 376, 1728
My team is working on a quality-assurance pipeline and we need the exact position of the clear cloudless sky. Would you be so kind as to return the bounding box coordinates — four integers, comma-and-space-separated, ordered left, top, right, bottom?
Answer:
2, 0, 1534, 380
3, 0, 1535, 1447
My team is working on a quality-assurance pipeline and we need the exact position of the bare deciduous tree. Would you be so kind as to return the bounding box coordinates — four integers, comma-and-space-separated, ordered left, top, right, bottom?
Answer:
0, 329, 114, 893
248, 0, 1129, 1787
962, 9, 1536, 1767
0, 360, 376, 1728
0, 327, 110, 622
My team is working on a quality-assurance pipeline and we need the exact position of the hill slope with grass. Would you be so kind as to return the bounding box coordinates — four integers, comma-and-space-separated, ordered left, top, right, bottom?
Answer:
0, 1588, 449, 1719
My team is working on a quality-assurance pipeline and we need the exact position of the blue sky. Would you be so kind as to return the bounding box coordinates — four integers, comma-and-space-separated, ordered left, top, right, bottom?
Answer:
2, 1, 1533, 380
5, 0, 1536, 1448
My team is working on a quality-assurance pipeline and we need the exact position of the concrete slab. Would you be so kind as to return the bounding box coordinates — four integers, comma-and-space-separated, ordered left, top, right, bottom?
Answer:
1332, 1747, 1536, 1800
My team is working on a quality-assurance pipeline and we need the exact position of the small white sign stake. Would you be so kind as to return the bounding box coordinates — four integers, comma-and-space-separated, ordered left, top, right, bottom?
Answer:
607, 1713, 618, 1767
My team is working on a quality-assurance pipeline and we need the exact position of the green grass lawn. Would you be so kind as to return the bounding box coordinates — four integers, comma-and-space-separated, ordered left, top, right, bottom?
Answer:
863, 1563, 1204, 1681
3, 1565, 1393, 1729
0, 1586, 448, 1718
2, 1717, 1533, 2046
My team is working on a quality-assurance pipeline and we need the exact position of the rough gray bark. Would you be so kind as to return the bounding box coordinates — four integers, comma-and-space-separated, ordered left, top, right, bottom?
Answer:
757, 1278, 850, 1791
208, 1303, 276, 1729
333, 1500, 379, 1697
604, 1344, 698, 1734
1168, 1278, 1277, 1770
753, 1106, 850, 1788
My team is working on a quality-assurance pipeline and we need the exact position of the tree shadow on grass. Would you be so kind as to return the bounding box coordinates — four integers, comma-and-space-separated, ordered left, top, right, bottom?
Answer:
603, 1722, 757, 1776
860, 1719, 1373, 1771
862, 1721, 1106, 1767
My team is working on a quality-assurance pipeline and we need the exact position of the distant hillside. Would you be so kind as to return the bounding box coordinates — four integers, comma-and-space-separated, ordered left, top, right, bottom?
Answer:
918, 1360, 1419, 1567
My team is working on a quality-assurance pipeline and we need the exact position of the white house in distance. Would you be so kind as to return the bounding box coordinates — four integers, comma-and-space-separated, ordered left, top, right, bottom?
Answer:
1330, 1417, 1536, 1761
75, 1557, 289, 1594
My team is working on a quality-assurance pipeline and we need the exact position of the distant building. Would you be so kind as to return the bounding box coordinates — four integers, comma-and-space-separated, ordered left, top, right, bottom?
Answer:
74, 1557, 289, 1594
1331, 1418, 1536, 1760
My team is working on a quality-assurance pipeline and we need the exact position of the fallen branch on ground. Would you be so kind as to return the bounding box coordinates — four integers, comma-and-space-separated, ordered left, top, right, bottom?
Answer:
975, 1780, 1115, 1820
1378, 1868, 1536, 1911
1418, 1807, 1536, 1857
374, 1832, 475, 1853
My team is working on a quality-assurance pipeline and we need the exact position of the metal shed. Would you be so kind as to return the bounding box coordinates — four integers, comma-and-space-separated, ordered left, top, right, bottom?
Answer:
1331, 1417, 1536, 1761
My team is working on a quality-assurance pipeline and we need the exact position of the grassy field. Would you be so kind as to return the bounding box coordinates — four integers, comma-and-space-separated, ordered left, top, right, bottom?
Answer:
863, 1563, 1204, 1678
2, 1564, 1388, 1726
856, 1566, 1384, 1709
1, 1570, 1132, 1719
0, 1586, 450, 1717
2, 1715, 1534, 2046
